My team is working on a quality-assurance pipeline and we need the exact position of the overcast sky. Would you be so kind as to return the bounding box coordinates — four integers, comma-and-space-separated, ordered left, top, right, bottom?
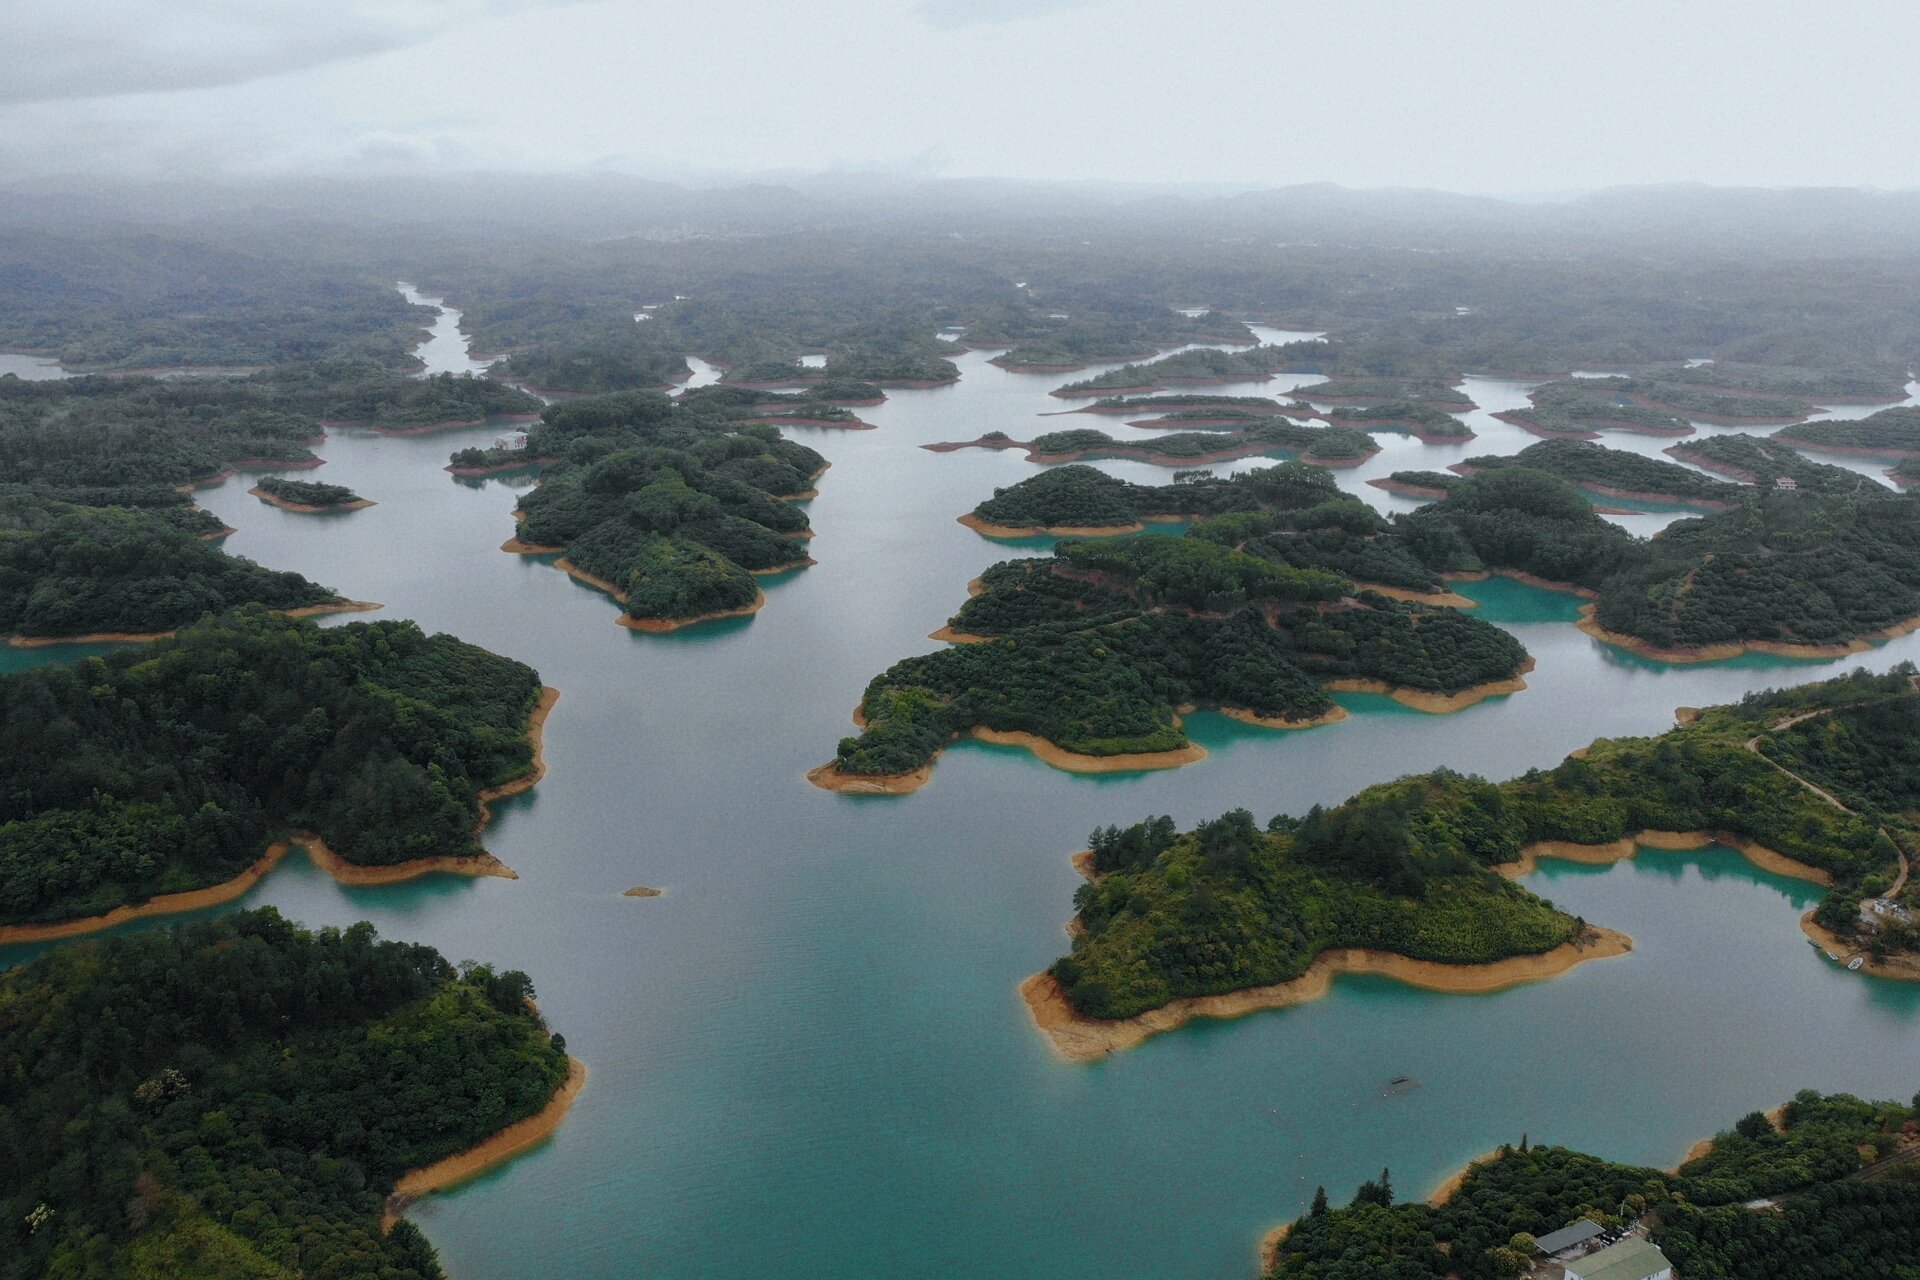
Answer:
7, 0, 1918, 194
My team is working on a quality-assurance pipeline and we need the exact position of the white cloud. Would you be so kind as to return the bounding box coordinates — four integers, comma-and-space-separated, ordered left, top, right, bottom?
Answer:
916, 0, 1099, 29
1, 0, 579, 104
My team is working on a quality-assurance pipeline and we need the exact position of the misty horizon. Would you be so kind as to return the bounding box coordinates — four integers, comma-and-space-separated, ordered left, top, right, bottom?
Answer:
9, 0, 1920, 195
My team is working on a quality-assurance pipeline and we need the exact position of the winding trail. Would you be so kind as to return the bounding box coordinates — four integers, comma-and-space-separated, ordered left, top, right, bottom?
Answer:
1744, 707, 1909, 896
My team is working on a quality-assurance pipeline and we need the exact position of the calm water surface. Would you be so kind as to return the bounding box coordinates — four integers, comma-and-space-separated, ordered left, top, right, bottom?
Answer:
6, 318, 1919, 1279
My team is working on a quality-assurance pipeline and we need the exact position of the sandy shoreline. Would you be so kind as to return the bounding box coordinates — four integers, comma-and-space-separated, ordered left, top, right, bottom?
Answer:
1366, 477, 1452, 500
1218, 704, 1350, 730
1800, 911, 1920, 981
957, 511, 1151, 538
1322, 655, 1533, 714
1021, 925, 1632, 1061
249, 485, 375, 513
620, 590, 767, 632
382, 1057, 588, 1233
1575, 603, 1920, 663
1492, 829, 1835, 886
528, 554, 773, 631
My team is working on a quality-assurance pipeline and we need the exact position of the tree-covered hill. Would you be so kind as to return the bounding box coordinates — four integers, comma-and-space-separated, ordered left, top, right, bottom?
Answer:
1455, 440, 1742, 506
0, 497, 341, 639
0, 908, 572, 1280
486, 391, 826, 629
1266, 1089, 1920, 1280
0, 610, 546, 928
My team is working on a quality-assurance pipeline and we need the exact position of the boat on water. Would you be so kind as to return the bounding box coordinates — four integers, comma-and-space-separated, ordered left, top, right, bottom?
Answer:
1383, 1075, 1421, 1096
1848, 956, 1865, 971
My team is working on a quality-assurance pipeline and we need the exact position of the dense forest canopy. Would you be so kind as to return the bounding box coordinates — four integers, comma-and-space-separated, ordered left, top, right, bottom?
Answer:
0, 228, 426, 371
1667, 431, 1894, 492
0, 497, 338, 638
0, 609, 544, 927
825, 531, 1527, 782
1267, 1089, 1920, 1280
1776, 406, 1920, 455
1054, 669, 1914, 1025
482, 390, 825, 626
0, 908, 570, 1280
253, 477, 367, 509
1455, 440, 1741, 505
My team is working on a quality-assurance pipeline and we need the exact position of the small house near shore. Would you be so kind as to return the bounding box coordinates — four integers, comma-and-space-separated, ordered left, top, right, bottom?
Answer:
1563, 1237, 1673, 1280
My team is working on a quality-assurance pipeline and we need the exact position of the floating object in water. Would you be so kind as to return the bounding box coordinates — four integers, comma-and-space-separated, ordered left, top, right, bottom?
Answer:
624, 886, 664, 898
1383, 1076, 1421, 1096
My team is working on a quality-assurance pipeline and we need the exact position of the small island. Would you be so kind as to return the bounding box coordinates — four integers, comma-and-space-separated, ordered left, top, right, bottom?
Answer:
925, 422, 1377, 469
1052, 346, 1297, 397
316, 369, 545, 433
811, 527, 1532, 793
1773, 405, 1920, 458
1526, 375, 1817, 426
1264, 1090, 1920, 1279
0, 908, 582, 1280
1452, 439, 1741, 508
1034, 667, 1915, 1057
1663, 431, 1891, 493
1641, 360, 1912, 404
1069, 393, 1307, 420
1298, 377, 1477, 412
250, 475, 375, 511
1319, 401, 1474, 441
0, 609, 555, 941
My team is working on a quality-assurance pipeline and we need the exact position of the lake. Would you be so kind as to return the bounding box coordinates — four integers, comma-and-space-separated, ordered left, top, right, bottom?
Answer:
5, 316, 1918, 1279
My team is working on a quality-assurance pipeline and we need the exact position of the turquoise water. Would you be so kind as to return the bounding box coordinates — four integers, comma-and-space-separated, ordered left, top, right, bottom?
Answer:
6, 325, 1920, 1279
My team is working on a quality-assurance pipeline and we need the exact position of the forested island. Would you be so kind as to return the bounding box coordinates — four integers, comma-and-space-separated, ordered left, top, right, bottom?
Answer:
1264, 1089, 1920, 1280
1641, 361, 1911, 403
1319, 402, 1473, 442
1773, 406, 1920, 458
1663, 432, 1891, 493
967, 457, 1920, 659
311, 368, 543, 432
0, 908, 580, 1280
0, 609, 552, 937
1032, 667, 1915, 1056
1525, 376, 1815, 427
927, 422, 1376, 469
1052, 347, 1293, 397
251, 476, 374, 512
1454, 440, 1741, 508
981, 309, 1253, 370
482, 391, 824, 630
1072, 394, 1306, 420
495, 333, 694, 396
0, 496, 359, 642
811, 521, 1531, 792
1298, 378, 1476, 412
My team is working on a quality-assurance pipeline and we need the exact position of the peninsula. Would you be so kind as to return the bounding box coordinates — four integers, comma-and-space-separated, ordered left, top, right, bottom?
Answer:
925, 422, 1377, 468
1032, 668, 1915, 1057
0, 609, 553, 938
812, 529, 1531, 792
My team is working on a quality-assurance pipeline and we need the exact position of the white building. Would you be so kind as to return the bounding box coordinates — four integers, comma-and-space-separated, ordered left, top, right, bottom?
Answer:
1564, 1238, 1673, 1280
